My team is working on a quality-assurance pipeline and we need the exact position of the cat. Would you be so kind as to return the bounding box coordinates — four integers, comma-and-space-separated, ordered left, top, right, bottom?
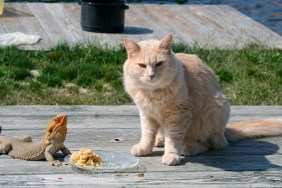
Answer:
123, 33, 282, 166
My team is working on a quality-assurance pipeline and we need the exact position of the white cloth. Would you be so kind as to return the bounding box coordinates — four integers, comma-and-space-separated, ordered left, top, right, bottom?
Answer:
0, 32, 41, 46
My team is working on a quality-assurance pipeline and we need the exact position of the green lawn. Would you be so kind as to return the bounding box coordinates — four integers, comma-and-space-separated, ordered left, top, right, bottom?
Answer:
0, 43, 281, 105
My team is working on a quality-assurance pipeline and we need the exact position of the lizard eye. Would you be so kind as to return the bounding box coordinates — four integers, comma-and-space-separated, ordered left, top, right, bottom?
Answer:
138, 63, 146, 68
156, 61, 163, 67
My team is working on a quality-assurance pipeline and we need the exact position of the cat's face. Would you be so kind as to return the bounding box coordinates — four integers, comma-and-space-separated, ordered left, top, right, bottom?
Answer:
123, 34, 177, 89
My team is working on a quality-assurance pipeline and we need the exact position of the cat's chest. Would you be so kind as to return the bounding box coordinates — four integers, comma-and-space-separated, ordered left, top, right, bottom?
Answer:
133, 89, 172, 115
138, 99, 163, 120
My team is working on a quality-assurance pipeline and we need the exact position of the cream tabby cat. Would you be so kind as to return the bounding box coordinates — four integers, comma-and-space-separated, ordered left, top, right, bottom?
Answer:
123, 34, 282, 166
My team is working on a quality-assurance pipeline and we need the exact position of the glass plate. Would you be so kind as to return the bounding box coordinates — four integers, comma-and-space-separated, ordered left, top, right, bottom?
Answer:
65, 150, 139, 173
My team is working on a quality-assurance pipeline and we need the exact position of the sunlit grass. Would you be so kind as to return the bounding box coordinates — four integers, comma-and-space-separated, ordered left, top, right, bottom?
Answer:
0, 43, 281, 105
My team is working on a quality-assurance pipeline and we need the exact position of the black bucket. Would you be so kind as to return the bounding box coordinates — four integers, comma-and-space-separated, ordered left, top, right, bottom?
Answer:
81, 0, 129, 33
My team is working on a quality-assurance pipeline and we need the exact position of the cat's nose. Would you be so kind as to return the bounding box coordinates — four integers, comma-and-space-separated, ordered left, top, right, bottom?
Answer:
148, 75, 155, 80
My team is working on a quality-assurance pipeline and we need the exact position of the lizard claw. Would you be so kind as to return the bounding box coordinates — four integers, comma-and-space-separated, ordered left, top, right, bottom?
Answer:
50, 160, 62, 167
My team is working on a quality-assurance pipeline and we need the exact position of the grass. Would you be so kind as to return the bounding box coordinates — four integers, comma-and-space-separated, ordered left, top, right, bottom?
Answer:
0, 43, 281, 105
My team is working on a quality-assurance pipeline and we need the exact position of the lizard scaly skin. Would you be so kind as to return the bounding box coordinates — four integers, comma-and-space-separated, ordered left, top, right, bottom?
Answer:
0, 114, 71, 166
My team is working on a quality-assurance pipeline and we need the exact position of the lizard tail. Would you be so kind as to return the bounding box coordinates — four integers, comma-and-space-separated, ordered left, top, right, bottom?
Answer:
225, 118, 282, 142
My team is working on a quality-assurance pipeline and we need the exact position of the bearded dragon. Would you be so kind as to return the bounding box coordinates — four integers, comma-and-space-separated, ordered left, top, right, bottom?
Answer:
0, 114, 71, 166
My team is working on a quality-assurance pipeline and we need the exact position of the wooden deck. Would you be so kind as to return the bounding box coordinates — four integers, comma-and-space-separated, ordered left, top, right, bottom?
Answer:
0, 3, 282, 50
0, 105, 282, 187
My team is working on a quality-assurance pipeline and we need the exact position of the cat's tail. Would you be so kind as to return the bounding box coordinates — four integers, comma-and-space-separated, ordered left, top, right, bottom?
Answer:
225, 118, 282, 142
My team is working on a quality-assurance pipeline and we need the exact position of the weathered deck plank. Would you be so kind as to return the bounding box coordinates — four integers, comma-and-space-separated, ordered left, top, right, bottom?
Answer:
1, 4, 26, 36
0, 3, 282, 50
26, 3, 66, 45
0, 105, 282, 187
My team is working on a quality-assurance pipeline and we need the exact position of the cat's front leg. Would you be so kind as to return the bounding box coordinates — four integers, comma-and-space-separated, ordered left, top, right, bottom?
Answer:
131, 113, 159, 156
162, 108, 192, 166
162, 136, 183, 165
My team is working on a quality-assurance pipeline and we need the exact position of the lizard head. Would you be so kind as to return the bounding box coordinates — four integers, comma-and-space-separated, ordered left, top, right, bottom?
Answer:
45, 114, 68, 141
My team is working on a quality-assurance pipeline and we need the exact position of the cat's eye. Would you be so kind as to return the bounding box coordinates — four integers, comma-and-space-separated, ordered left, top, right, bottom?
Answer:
156, 61, 163, 67
138, 63, 146, 68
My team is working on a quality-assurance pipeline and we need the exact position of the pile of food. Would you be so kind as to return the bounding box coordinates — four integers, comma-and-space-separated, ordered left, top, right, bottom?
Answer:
70, 148, 102, 167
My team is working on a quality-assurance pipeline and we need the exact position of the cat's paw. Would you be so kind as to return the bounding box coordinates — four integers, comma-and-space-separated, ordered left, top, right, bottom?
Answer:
181, 147, 194, 156
131, 144, 152, 156
181, 142, 208, 156
162, 153, 181, 166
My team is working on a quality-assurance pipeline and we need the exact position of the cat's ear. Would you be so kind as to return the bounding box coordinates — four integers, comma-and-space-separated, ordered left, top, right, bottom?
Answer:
124, 38, 140, 57
159, 33, 173, 52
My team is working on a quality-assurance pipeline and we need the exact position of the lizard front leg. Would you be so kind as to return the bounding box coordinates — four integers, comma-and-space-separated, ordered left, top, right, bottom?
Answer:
44, 145, 62, 166
60, 145, 71, 156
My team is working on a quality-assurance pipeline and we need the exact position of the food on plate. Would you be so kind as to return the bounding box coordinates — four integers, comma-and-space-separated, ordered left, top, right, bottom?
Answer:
70, 148, 102, 167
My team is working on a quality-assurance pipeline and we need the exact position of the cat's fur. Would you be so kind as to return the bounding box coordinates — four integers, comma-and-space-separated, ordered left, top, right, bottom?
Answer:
123, 34, 282, 166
